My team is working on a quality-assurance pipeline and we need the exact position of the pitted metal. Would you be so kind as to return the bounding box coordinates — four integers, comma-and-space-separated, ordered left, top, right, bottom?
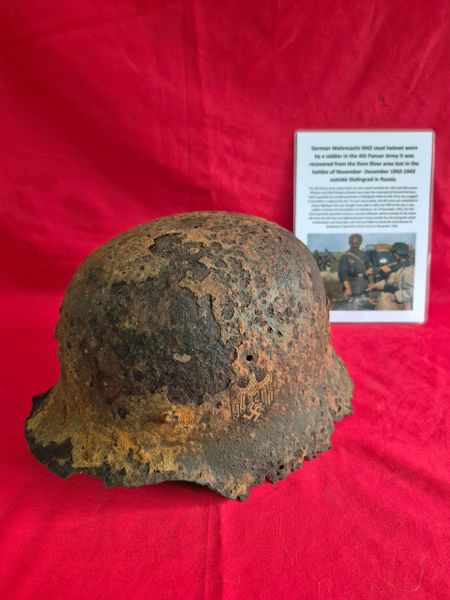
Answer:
25, 212, 353, 499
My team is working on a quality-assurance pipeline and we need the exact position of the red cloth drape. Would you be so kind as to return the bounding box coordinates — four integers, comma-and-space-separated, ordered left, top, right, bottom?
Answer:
1, 1, 449, 598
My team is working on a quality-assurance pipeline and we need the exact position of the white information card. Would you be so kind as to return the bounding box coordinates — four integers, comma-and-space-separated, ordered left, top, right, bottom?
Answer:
294, 130, 434, 323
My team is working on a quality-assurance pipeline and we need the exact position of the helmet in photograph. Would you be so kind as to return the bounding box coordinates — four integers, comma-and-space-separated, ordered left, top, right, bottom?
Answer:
25, 212, 353, 499
391, 242, 410, 257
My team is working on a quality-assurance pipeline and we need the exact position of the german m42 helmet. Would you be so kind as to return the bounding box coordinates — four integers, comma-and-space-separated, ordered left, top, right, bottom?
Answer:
25, 212, 352, 499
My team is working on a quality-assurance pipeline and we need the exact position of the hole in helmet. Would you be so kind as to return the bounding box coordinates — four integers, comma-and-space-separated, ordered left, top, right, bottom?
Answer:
117, 406, 129, 419
246, 355, 253, 362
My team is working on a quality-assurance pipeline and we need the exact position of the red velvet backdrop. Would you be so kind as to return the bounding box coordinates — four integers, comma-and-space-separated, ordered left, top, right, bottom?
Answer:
1, 1, 449, 598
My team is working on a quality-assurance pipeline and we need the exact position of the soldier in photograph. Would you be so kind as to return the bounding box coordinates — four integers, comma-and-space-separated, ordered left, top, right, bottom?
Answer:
338, 234, 371, 297
368, 242, 414, 310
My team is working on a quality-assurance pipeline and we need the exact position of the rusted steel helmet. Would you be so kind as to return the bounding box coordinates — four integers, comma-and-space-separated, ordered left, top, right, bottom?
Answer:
25, 212, 352, 499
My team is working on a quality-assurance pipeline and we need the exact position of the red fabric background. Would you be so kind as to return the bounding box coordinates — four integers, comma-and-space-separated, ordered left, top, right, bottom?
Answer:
1, 1, 449, 598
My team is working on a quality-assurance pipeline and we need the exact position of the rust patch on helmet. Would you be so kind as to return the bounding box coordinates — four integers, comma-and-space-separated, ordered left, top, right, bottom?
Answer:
25, 212, 353, 500
80, 232, 234, 406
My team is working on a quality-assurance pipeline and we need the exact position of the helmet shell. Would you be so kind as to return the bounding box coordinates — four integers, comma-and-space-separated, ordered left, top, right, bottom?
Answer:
26, 212, 352, 499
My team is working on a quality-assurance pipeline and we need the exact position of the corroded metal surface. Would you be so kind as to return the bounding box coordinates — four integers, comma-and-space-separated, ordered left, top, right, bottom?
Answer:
25, 212, 353, 499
